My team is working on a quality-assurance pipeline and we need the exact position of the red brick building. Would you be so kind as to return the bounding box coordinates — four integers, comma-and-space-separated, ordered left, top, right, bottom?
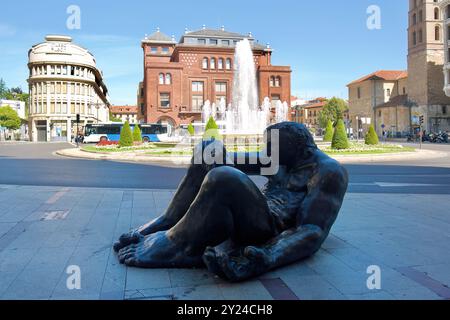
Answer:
138, 27, 292, 128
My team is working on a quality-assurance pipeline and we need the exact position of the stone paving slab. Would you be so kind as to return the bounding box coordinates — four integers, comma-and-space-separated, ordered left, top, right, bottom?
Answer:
0, 184, 448, 300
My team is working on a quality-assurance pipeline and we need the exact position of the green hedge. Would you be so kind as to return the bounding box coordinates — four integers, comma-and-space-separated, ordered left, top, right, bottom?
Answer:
133, 125, 142, 142
323, 120, 334, 142
203, 117, 222, 140
331, 119, 349, 150
119, 121, 133, 147
365, 125, 379, 145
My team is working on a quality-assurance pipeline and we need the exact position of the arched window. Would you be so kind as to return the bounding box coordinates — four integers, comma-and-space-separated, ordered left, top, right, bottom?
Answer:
218, 58, 224, 70
412, 13, 417, 25
435, 25, 441, 41
435, 8, 440, 20
269, 76, 275, 87
226, 58, 232, 70
202, 58, 209, 69
159, 73, 165, 85
210, 58, 216, 69
165, 73, 171, 85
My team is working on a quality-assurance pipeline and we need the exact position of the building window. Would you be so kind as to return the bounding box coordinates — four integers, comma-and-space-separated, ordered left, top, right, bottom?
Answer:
198, 39, 206, 45
419, 10, 423, 22
357, 87, 361, 99
159, 73, 165, 85
413, 31, 417, 45
192, 81, 204, 92
412, 13, 417, 25
192, 95, 204, 111
435, 8, 440, 20
159, 93, 170, 108
202, 58, 209, 69
270, 77, 275, 87
218, 58, 224, 69
275, 76, 281, 87
378, 110, 382, 117
215, 82, 227, 93
386, 88, 391, 97
226, 58, 232, 70
151, 47, 158, 54
222, 40, 230, 46
418, 29, 423, 43
443, 106, 447, 114
403, 87, 406, 95
435, 25, 441, 41
271, 94, 281, 108
165, 73, 172, 85
162, 47, 169, 54
210, 58, 216, 69
210, 39, 218, 45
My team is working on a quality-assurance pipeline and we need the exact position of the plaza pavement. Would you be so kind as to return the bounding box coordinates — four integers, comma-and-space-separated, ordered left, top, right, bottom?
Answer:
0, 182, 449, 300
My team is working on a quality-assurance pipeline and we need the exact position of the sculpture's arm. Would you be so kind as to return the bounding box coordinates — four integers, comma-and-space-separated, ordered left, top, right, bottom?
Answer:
228, 152, 263, 175
261, 163, 349, 270
213, 163, 349, 282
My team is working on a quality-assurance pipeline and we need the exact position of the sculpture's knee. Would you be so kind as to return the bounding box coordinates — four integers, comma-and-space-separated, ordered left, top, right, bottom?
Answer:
204, 167, 247, 189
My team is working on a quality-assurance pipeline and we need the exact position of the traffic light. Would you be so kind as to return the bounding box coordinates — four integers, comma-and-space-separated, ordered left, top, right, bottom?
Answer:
76, 114, 81, 123
419, 115, 424, 125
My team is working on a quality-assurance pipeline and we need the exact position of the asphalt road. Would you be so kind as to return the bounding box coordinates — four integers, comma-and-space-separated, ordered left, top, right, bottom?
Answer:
0, 142, 449, 194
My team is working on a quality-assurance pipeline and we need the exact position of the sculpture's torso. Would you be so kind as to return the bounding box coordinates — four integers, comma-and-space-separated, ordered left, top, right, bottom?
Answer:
263, 163, 317, 233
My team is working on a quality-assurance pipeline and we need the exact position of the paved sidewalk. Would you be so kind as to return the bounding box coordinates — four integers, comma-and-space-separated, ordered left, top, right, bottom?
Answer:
0, 184, 449, 300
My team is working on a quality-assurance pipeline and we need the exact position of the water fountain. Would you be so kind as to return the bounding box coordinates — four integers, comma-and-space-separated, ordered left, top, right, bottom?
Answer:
204, 39, 288, 135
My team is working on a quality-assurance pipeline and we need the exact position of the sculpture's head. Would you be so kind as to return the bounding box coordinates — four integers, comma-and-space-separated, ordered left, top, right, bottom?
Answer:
265, 122, 318, 167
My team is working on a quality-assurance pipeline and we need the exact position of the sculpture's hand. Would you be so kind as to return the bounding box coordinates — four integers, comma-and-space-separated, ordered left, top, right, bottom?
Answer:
215, 246, 272, 282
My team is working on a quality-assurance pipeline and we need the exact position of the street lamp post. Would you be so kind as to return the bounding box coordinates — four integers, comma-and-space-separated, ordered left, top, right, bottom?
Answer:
90, 103, 103, 124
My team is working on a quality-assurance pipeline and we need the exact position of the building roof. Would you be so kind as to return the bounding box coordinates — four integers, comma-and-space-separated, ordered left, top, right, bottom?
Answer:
184, 28, 248, 39
347, 70, 408, 86
143, 30, 176, 44
303, 101, 327, 109
110, 106, 138, 114
374, 95, 410, 109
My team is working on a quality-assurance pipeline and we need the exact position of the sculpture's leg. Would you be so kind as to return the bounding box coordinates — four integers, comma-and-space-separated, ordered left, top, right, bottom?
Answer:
117, 167, 277, 268
114, 164, 209, 252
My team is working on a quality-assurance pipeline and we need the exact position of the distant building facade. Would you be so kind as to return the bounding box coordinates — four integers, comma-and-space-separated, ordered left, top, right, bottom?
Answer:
408, 0, 450, 132
28, 35, 109, 142
440, 0, 450, 115
347, 71, 409, 137
139, 27, 292, 129
110, 105, 138, 124
294, 98, 328, 132
0, 99, 28, 140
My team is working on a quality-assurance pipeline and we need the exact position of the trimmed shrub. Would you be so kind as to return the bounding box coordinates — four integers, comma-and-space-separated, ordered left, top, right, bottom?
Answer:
323, 120, 334, 142
119, 121, 133, 147
187, 123, 195, 136
331, 119, 350, 150
133, 125, 142, 143
365, 125, 379, 145
203, 116, 222, 141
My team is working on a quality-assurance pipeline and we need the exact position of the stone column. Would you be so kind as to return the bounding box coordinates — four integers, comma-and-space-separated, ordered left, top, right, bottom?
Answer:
46, 118, 51, 142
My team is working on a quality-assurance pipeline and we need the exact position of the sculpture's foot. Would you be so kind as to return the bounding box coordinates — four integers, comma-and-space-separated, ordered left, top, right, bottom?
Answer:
117, 231, 203, 268
113, 229, 144, 253
203, 247, 228, 280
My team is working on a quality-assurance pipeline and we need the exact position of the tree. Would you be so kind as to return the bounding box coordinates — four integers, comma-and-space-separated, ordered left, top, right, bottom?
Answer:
119, 121, 133, 147
133, 124, 142, 143
365, 125, 379, 145
187, 123, 195, 136
323, 120, 334, 142
203, 116, 222, 140
109, 111, 122, 123
331, 119, 350, 150
0, 106, 21, 141
318, 97, 348, 127
0, 79, 7, 98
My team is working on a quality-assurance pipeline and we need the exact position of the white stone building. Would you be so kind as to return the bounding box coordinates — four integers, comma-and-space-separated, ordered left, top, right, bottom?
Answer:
28, 35, 110, 142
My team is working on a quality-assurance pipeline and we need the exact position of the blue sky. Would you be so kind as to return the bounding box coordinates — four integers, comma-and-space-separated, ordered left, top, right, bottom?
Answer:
0, 0, 408, 105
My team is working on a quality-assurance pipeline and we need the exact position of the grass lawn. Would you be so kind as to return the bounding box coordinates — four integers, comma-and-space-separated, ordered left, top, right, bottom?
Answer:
321, 143, 415, 155
82, 142, 415, 157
